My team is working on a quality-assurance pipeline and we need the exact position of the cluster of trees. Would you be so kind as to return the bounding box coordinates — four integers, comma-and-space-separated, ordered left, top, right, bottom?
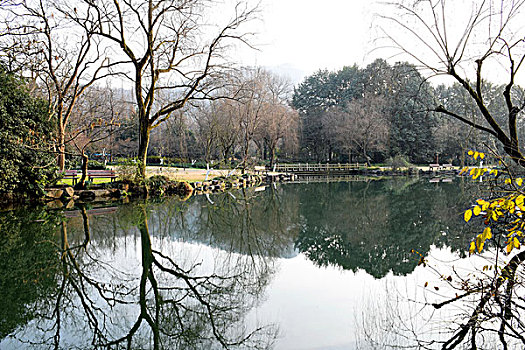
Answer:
0, 0, 301, 189
0, 0, 259, 183
2, 0, 525, 199
149, 67, 299, 169
73, 59, 524, 170
293, 60, 435, 164
292, 59, 525, 165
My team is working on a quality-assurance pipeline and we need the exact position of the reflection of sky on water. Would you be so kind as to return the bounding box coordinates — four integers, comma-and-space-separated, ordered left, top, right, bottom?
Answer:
249, 246, 516, 350
2, 236, 509, 350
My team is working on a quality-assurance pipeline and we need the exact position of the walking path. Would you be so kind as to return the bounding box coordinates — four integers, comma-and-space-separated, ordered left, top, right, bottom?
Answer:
144, 166, 241, 182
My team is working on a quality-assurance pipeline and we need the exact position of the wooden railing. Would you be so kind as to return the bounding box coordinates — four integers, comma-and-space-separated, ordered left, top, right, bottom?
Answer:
272, 163, 364, 173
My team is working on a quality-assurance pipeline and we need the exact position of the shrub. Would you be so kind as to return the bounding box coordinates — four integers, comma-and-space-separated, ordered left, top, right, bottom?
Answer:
0, 66, 57, 198
386, 154, 413, 171
117, 158, 140, 183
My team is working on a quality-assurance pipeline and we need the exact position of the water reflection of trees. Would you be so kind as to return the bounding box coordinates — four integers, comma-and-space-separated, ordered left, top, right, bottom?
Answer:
1, 180, 487, 349
294, 179, 479, 278
0, 194, 288, 349
0, 210, 61, 339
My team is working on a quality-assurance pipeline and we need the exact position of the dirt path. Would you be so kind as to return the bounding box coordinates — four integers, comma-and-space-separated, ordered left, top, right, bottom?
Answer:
144, 166, 242, 182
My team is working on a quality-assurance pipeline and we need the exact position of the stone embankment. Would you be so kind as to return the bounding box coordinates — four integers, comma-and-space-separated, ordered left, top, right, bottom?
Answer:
42, 173, 292, 207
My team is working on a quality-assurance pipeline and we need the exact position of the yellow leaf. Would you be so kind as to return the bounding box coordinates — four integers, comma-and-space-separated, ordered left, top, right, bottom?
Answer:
483, 227, 492, 240
476, 234, 484, 253
459, 167, 468, 175
464, 209, 473, 222
473, 206, 481, 216
474, 151, 479, 160
514, 237, 521, 249
480, 153, 485, 159
517, 178, 523, 186
468, 150, 474, 156
516, 195, 525, 207
505, 178, 512, 185
470, 168, 476, 176
469, 241, 476, 254
478, 242, 485, 253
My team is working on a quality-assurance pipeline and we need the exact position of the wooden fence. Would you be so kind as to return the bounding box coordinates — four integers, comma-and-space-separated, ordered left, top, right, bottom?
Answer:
270, 163, 364, 174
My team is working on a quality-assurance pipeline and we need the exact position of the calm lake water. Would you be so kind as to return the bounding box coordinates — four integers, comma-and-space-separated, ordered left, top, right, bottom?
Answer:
0, 178, 489, 349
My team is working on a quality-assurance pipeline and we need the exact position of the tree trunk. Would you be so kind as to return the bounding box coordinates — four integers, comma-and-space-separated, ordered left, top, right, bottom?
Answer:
57, 124, 66, 172
269, 145, 276, 168
363, 148, 371, 167
137, 121, 151, 179
78, 151, 89, 188
241, 137, 249, 174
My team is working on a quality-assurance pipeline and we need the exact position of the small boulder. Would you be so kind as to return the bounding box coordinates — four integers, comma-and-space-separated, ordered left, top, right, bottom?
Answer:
45, 189, 64, 200
62, 187, 75, 198
46, 200, 64, 209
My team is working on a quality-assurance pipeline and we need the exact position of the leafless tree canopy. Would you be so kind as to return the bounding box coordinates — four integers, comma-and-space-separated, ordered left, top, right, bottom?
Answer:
0, 0, 119, 171
0, 0, 259, 177
381, 0, 525, 165
68, 0, 259, 177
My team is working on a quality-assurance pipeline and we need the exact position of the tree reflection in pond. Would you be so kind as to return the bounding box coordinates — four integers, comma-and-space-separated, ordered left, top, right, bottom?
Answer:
294, 179, 477, 278
0, 180, 484, 349
1, 191, 285, 349
0, 209, 61, 339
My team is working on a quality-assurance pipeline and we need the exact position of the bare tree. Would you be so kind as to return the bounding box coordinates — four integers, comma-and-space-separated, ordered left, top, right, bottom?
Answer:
67, 85, 125, 187
256, 72, 298, 167
324, 94, 389, 165
382, 0, 525, 165
259, 103, 298, 167
193, 102, 220, 164
232, 67, 269, 172
74, 0, 258, 178
215, 100, 241, 164
0, 0, 119, 171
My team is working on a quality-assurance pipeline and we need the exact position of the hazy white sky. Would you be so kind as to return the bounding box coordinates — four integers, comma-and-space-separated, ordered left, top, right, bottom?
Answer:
235, 0, 525, 86
239, 0, 380, 83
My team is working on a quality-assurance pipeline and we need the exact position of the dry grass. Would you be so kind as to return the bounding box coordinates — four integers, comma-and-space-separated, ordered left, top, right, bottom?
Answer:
144, 166, 239, 182
57, 166, 240, 185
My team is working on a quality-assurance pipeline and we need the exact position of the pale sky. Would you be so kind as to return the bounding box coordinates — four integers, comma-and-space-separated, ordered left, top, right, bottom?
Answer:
236, 0, 525, 86
239, 0, 380, 84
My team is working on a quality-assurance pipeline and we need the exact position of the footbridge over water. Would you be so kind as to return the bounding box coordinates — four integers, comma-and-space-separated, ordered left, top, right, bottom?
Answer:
271, 163, 365, 175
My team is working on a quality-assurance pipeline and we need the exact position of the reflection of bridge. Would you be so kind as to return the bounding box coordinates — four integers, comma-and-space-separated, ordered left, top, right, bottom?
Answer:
273, 163, 364, 175
290, 175, 369, 183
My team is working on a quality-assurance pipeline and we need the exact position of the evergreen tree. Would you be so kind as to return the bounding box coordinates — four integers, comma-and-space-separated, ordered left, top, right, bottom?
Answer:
0, 66, 57, 198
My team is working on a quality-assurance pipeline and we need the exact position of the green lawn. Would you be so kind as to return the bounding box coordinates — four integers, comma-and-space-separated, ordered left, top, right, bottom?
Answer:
58, 178, 115, 186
